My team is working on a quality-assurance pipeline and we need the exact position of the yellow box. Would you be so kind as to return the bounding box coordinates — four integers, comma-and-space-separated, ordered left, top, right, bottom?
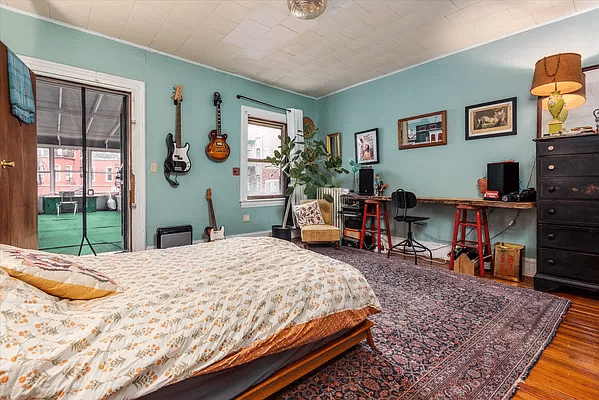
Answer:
493, 242, 524, 282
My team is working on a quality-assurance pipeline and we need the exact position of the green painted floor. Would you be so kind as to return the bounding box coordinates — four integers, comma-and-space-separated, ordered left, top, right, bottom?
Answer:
38, 211, 123, 255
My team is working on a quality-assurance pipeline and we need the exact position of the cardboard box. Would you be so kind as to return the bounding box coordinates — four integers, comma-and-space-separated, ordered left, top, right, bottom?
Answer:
493, 242, 524, 282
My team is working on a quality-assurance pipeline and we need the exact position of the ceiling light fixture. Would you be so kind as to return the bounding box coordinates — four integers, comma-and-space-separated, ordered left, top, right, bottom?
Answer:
288, 0, 327, 20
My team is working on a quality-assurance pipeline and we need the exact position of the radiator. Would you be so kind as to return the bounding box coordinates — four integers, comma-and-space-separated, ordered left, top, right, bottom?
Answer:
317, 187, 346, 229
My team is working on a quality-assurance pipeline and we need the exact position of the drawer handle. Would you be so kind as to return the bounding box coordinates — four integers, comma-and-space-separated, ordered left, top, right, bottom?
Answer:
548, 164, 555, 170
547, 259, 556, 266
547, 145, 555, 151
547, 233, 555, 240
548, 186, 556, 193
548, 208, 556, 215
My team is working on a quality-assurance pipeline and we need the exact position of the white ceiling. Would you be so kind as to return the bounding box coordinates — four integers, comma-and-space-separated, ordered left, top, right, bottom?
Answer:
3, 0, 599, 98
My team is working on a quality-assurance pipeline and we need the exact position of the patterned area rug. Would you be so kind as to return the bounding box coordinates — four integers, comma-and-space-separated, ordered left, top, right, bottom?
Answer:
276, 246, 570, 400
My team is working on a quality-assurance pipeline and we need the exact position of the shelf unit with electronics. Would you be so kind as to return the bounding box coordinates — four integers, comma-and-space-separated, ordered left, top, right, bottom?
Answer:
534, 133, 599, 292
339, 195, 372, 248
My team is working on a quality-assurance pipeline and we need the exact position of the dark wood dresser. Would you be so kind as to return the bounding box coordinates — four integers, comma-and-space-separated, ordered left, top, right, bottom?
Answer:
534, 133, 599, 292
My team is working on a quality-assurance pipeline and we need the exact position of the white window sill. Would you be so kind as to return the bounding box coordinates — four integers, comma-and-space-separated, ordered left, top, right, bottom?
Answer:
240, 198, 285, 208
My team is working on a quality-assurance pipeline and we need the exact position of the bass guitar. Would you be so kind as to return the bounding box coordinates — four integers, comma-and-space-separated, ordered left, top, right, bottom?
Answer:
204, 188, 225, 241
205, 92, 230, 162
164, 85, 191, 187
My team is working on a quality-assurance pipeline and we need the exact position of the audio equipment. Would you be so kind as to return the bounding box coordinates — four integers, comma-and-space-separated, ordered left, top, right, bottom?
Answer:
359, 167, 374, 195
485, 161, 519, 200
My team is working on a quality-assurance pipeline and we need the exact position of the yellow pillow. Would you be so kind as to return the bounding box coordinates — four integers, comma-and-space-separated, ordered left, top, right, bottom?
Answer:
0, 245, 119, 300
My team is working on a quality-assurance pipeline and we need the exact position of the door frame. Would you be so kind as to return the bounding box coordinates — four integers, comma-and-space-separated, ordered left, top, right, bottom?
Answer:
20, 55, 147, 252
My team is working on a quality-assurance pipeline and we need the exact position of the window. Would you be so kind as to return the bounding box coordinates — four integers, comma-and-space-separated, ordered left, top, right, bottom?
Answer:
55, 164, 61, 182
106, 167, 113, 182
92, 167, 96, 182
66, 165, 73, 182
240, 106, 288, 208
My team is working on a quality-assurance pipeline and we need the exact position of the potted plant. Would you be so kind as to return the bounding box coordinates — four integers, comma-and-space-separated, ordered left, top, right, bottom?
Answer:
266, 128, 348, 240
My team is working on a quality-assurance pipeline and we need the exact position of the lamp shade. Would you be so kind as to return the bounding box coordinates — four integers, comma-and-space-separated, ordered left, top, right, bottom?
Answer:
531, 53, 583, 96
288, 0, 327, 20
542, 73, 586, 110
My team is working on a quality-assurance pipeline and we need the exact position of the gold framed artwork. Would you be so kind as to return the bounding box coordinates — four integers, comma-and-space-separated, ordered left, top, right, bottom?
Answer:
398, 110, 447, 149
326, 132, 341, 157
465, 97, 517, 140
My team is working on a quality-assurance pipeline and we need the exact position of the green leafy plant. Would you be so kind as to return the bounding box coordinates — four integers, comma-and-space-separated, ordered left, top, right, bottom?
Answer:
266, 128, 349, 228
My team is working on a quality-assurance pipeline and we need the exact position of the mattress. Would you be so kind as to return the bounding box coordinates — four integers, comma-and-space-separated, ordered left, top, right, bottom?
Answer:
0, 237, 380, 400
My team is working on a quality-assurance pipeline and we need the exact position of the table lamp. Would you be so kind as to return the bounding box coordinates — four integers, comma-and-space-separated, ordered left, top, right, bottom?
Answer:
531, 53, 584, 135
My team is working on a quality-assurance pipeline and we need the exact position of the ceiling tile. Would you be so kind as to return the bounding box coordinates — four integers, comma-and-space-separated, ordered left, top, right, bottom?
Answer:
360, 6, 400, 28
200, 13, 238, 36
386, 0, 433, 17
248, 6, 288, 27
234, 19, 270, 38
211, 1, 250, 24
531, 2, 577, 24
345, 37, 377, 53
5, 0, 50, 17
262, 24, 299, 44
48, 1, 91, 28
416, 1, 459, 23
279, 14, 318, 33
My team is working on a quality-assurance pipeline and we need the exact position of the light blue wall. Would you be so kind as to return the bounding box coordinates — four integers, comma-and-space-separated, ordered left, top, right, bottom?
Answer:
0, 7, 318, 246
317, 8, 599, 258
2, 6, 598, 254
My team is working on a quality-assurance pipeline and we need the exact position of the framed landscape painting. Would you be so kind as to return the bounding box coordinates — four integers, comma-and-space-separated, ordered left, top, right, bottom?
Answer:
398, 110, 447, 150
465, 97, 517, 140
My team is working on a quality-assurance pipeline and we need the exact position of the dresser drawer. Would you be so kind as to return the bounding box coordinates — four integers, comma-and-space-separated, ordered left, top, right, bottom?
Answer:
537, 248, 599, 284
538, 201, 599, 226
539, 177, 599, 200
538, 224, 599, 253
539, 153, 599, 177
536, 134, 599, 156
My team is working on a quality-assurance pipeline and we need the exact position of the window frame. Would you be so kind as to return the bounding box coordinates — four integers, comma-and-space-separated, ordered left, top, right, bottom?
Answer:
240, 106, 287, 208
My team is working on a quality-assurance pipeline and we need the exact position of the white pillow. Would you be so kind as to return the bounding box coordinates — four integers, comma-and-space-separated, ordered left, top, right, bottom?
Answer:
293, 200, 326, 227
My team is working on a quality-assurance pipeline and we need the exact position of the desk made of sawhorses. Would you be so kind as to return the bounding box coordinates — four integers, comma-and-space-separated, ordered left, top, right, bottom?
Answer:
418, 197, 536, 275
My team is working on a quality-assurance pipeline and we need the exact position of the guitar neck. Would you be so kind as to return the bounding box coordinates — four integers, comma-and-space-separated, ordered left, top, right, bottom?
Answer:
175, 102, 182, 148
208, 199, 217, 229
216, 104, 221, 135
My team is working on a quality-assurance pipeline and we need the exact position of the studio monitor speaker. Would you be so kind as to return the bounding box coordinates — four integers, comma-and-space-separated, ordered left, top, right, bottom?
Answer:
359, 168, 374, 195
487, 161, 519, 199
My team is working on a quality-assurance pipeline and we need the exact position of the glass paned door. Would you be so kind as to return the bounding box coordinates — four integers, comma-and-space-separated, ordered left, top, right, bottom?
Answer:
36, 78, 128, 255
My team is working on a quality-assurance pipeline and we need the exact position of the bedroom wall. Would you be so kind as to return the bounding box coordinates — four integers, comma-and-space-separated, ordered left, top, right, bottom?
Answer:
0, 7, 318, 246
316, 8, 599, 262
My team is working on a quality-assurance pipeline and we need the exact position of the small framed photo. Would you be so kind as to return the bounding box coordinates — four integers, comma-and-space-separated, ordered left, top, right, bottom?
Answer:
398, 110, 447, 150
465, 97, 517, 140
355, 128, 379, 164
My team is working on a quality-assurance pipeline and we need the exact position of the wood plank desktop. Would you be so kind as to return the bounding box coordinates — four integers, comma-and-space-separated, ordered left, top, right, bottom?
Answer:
342, 194, 535, 209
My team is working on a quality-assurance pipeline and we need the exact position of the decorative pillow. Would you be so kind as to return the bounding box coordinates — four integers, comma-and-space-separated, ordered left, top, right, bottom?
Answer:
293, 200, 326, 227
0, 245, 119, 300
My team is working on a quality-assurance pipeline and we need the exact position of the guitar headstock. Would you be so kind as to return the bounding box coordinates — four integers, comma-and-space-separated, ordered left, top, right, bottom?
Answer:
206, 188, 212, 200
213, 92, 222, 107
172, 85, 183, 104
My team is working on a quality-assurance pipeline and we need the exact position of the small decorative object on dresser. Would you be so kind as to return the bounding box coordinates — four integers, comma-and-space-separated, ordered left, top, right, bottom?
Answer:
534, 133, 599, 292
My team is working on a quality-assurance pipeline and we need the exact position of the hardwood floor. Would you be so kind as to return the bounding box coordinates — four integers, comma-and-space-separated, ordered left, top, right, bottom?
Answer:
411, 254, 599, 400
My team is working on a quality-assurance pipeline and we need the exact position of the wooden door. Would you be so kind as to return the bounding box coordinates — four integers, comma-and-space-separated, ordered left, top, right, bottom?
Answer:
0, 41, 38, 249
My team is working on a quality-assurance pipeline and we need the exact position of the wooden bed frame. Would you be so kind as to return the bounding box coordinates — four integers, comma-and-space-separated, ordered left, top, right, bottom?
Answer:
237, 319, 375, 399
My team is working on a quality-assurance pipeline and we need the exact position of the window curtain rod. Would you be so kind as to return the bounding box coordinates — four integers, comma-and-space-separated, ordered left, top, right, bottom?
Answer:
236, 95, 288, 112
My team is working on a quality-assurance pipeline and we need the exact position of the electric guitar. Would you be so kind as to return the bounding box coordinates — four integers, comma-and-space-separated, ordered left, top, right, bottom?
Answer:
204, 188, 225, 241
164, 85, 191, 187
205, 92, 231, 162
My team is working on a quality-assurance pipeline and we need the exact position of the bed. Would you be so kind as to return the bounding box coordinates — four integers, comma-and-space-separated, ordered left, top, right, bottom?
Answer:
0, 236, 381, 399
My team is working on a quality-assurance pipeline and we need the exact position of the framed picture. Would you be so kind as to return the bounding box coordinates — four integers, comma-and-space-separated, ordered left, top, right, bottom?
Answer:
355, 128, 379, 164
465, 97, 517, 140
398, 110, 447, 150
536, 64, 599, 138
326, 132, 341, 157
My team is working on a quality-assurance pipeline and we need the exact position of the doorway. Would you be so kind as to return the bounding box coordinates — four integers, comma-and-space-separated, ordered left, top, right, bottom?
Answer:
36, 78, 129, 255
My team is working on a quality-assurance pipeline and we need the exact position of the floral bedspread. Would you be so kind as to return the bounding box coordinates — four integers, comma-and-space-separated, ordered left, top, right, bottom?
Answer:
0, 237, 380, 400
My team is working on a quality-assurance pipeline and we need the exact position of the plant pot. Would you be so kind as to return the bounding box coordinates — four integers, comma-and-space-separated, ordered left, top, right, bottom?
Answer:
272, 225, 292, 241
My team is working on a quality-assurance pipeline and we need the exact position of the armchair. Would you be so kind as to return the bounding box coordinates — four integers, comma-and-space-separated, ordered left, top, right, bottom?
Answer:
298, 199, 340, 249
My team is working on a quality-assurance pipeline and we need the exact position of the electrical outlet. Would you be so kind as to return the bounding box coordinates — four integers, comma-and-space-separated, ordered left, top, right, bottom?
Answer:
150, 162, 158, 173
242, 214, 250, 222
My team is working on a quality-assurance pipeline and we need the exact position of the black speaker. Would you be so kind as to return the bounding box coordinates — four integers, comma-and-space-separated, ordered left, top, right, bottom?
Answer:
156, 225, 193, 249
486, 162, 519, 199
359, 168, 374, 195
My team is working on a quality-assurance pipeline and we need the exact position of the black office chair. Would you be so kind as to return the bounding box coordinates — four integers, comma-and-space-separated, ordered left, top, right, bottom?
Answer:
387, 189, 432, 264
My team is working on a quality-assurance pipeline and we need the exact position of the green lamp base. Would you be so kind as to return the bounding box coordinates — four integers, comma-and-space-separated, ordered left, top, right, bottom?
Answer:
548, 121, 563, 135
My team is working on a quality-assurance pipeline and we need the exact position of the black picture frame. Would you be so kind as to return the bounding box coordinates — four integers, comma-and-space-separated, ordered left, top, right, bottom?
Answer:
465, 97, 517, 140
355, 128, 379, 164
